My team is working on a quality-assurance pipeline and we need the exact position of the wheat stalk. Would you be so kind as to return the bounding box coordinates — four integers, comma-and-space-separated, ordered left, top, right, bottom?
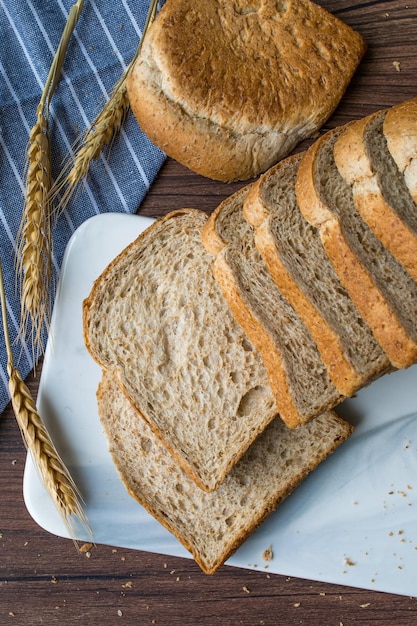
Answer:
54, 0, 159, 215
1, 259, 90, 540
17, 0, 84, 361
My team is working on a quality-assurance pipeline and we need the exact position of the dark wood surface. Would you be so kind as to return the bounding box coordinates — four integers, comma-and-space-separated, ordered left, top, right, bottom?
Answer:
2, 1, 417, 624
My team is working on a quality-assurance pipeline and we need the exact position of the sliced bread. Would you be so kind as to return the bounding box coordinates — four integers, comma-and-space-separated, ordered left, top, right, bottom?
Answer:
296, 125, 417, 369
83, 209, 278, 492
243, 153, 390, 397
98, 369, 353, 574
127, 0, 365, 181
202, 186, 343, 429
383, 97, 417, 203
333, 106, 417, 282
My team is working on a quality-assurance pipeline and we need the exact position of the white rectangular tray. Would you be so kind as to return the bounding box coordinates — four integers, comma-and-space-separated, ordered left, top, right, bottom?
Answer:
24, 213, 417, 596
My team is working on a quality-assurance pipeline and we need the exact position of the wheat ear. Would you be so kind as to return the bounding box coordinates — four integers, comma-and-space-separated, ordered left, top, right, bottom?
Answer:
1, 260, 90, 541
54, 0, 159, 215
17, 0, 84, 361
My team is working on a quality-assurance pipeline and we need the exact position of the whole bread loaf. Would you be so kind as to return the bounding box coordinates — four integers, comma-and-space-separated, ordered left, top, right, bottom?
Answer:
97, 369, 352, 574
127, 0, 365, 181
83, 209, 278, 492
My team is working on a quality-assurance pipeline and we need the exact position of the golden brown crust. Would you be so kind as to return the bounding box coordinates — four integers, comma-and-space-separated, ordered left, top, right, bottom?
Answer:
320, 219, 417, 368
295, 137, 333, 226
213, 250, 325, 429
201, 203, 229, 256
334, 110, 417, 282
127, 0, 365, 181
383, 98, 417, 175
243, 174, 276, 228
254, 218, 363, 396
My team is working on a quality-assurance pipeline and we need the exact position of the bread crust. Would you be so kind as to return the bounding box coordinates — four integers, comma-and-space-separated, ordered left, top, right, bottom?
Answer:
334, 110, 417, 282
127, 0, 365, 181
384, 98, 417, 179
296, 129, 417, 368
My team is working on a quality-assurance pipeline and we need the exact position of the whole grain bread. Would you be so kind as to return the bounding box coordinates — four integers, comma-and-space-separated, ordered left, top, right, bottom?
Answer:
127, 0, 365, 182
333, 106, 417, 282
384, 98, 417, 203
296, 125, 417, 369
202, 186, 343, 429
83, 209, 278, 492
97, 369, 353, 574
243, 153, 390, 397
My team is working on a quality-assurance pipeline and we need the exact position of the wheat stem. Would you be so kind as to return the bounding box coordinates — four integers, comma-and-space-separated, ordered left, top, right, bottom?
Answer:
54, 0, 159, 214
1, 259, 90, 540
17, 0, 84, 361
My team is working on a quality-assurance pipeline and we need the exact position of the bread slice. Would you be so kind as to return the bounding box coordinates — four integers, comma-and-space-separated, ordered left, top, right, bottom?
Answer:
243, 153, 390, 397
127, 0, 365, 182
202, 187, 343, 429
83, 209, 279, 492
333, 106, 417, 282
98, 369, 353, 575
384, 98, 417, 203
296, 125, 417, 369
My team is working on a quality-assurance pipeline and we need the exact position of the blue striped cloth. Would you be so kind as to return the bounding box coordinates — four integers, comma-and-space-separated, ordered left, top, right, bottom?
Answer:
0, 0, 166, 414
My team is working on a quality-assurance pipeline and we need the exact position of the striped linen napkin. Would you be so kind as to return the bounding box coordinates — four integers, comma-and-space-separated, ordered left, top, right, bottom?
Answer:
0, 0, 166, 414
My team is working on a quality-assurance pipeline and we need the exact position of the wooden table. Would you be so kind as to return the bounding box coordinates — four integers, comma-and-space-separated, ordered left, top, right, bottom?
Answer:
1, 1, 417, 623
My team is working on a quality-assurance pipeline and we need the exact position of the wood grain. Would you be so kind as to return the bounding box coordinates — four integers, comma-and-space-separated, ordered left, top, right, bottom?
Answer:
1, 1, 417, 624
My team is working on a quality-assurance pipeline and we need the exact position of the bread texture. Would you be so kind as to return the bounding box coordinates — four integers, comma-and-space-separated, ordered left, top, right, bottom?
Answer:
243, 153, 390, 397
334, 106, 417, 282
97, 369, 353, 574
296, 125, 417, 369
127, 0, 366, 182
83, 209, 278, 492
202, 186, 343, 429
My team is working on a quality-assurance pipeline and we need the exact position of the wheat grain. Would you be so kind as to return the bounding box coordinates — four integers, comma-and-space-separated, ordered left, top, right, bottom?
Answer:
54, 0, 159, 215
17, 108, 53, 360
1, 260, 90, 541
17, 0, 84, 360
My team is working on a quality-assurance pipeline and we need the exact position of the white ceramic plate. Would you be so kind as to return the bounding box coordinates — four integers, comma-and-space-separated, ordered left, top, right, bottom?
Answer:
23, 213, 417, 596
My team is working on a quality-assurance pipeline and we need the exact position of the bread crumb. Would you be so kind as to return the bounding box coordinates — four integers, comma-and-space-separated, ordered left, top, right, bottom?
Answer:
319, 592, 326, 596
80, 542, 93, 553
51, 576, 58, 584
360, 603, 370, 608
393, 61, 401, 72
343, 556, 356, 567
242, 586, 251, 594
293, 602, 301, 607
262, 545, 273, 561
9, 612, 15, 617
117, 609, 123, 617
122, 582, 133, 589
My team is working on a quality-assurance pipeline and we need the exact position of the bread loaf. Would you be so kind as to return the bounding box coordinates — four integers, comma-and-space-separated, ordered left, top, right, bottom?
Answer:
296, 124, 417, 369
83, 209, 278, 492
98, 369, 352, 574
202, 185, 343, 428
333, 106, 417, 282
243, 153, 390, 396
127, 0, 366, 182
